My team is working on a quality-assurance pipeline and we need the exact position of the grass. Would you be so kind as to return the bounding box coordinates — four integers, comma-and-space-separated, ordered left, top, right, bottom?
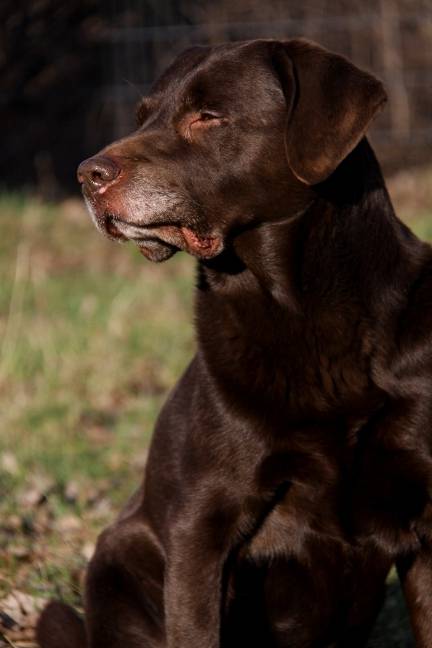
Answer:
0, 176, 431, 644
0, 194, 195, 609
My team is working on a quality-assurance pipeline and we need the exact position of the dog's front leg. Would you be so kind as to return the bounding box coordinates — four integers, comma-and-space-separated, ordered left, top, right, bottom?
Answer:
164, 494, 251, 648
165, 526, 223, 648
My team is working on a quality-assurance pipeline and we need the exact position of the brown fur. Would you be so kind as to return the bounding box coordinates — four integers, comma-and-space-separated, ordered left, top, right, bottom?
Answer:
38, 39, 432, 647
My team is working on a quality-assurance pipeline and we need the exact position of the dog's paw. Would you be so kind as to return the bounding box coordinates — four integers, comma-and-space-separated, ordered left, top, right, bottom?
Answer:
36, 601, 86, 648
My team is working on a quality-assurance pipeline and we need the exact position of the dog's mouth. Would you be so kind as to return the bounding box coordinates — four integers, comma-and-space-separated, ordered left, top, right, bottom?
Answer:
106, 216, 224, 262
82, 185, 224, 262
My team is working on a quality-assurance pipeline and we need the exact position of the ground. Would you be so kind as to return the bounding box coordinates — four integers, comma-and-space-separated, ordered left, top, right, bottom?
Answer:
1, 166, 432, 646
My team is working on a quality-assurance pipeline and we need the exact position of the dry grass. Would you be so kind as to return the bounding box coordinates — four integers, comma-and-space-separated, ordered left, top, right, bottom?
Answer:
0, 195, 195, 615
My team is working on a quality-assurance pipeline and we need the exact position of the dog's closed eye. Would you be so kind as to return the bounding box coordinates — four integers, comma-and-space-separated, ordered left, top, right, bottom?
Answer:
181, 111, 226, 141
193, 111, 223, 124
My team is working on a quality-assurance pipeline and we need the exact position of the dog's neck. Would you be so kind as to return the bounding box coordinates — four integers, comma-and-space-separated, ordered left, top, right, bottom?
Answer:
195, 140, 429, 419
198, 139, 424, 318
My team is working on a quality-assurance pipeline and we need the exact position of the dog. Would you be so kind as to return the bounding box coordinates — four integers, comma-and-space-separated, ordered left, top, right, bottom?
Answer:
37, 38, 432, 648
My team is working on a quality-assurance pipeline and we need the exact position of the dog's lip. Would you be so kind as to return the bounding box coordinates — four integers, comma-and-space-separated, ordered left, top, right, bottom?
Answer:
110, 217, 223, 258
105, 217, 128, 240
109, 218, 168, 241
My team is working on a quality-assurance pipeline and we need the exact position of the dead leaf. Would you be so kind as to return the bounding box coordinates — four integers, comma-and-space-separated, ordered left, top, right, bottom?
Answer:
54, 515, 82, 534
0, 453, 19, 476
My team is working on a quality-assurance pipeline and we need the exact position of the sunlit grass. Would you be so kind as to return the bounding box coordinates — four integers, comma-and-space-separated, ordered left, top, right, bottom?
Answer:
0, 196, 195, 488
0, 195, 195, 602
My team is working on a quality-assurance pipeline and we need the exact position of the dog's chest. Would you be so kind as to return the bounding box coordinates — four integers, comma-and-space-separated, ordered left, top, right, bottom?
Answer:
245, 440, 353, 561
287, 310, 378, 413
246, 485, 344, 561
245, 432, 432, 562
209, 297, 378, 417
350, 440, 432, 555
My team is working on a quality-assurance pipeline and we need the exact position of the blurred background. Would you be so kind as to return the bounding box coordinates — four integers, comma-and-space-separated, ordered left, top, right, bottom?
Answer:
2, 0, 432, 195
1, 1, 431, 646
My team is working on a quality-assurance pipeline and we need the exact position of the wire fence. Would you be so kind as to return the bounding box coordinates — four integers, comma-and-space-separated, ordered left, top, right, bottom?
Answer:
104, 1, 432, 172
2, 0, 431, 194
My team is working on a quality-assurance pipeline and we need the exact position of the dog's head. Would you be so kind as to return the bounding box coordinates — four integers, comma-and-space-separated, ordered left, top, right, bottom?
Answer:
78, 39, 386, 262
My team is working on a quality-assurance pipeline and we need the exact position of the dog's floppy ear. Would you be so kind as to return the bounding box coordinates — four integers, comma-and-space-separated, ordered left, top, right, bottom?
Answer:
272, 39, 387, 185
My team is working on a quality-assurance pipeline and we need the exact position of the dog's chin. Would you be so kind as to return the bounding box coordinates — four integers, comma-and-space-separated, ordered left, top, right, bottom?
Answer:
137, 239, 178, 262
83, 198, 224, 262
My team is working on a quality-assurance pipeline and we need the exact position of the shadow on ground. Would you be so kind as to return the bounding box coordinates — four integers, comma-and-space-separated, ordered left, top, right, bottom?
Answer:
368, 581, 414, 647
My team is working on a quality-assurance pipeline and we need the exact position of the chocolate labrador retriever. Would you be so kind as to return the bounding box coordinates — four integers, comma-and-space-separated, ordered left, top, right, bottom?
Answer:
38, 38, 432, 648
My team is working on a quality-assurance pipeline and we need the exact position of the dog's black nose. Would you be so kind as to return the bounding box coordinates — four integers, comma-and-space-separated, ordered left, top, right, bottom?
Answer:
77, 156, 120, 189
